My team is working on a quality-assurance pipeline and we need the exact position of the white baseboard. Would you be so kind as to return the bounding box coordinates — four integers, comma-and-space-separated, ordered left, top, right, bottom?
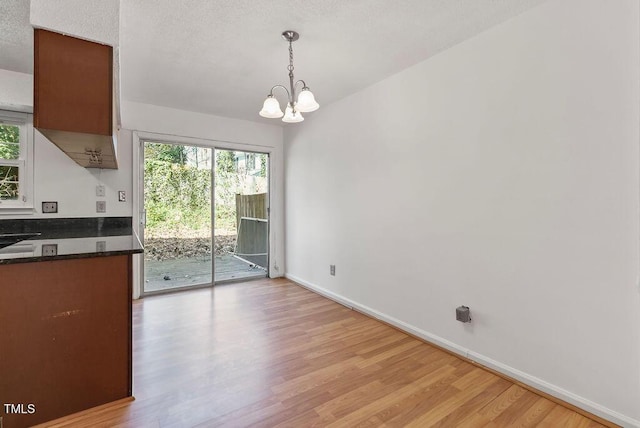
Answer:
285, 273, 640, 428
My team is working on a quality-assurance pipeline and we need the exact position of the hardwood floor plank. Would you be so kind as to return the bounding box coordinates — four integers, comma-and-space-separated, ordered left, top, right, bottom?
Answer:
509, 396, 557, 427
429, 377, 512, 427
324, 364, 460, 427
484, 390, 541, 427
477, 383, 529, 420
37, 278, 612, 428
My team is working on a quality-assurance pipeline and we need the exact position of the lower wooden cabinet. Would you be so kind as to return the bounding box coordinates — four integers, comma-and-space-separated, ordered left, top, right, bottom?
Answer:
0, 255, 132, 428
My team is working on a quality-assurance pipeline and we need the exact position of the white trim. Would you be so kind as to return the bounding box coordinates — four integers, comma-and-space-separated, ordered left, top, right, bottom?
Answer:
132, 132, 142, 299
0, 103, 32, 114
285, 273, 640, 428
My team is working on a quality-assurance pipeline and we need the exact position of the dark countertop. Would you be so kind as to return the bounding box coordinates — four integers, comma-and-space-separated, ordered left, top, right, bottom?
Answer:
0, 217, 143, 265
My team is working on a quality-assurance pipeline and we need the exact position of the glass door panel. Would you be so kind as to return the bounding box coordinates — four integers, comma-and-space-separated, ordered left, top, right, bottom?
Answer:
142, 142, 212, 293
214, 149, 269, 282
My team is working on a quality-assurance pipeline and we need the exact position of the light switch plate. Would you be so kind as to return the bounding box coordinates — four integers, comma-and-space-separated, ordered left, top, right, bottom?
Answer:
96, 201, 106, 213
118, 190, 126, 202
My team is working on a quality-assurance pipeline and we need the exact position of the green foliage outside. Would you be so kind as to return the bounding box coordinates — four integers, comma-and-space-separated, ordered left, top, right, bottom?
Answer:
144, 143, 211, 236
144, 143, 268, 238
0, 125, 20, 200
0, 125, 20, 159
214, 150, 240, 232
145, 143, 186, 164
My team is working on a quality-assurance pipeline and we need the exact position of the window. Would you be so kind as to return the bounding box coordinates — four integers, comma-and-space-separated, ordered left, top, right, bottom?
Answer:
0, 110, 34, 213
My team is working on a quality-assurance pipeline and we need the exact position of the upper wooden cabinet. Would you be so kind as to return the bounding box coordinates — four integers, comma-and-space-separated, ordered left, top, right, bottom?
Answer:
34, 29, 118, 169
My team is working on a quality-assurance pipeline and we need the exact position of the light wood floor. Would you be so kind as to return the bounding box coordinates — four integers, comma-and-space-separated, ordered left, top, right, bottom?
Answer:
43, 278, 609, 427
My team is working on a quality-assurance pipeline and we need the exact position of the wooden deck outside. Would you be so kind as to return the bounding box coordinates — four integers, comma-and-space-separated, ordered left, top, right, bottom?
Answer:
144, 253, 266, 292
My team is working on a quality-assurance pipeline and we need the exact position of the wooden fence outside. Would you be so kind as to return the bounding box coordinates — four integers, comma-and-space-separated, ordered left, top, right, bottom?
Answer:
235, 193, 268, 228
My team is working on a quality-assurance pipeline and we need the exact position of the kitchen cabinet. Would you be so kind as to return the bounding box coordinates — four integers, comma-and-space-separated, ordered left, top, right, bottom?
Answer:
0, 255, 132, 428
34, 29, 117, 169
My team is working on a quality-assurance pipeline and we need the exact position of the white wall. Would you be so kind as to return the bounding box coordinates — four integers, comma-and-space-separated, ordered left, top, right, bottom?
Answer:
2, 128, 134, 219
30, 128, 133, 218
0, 66, 133, 219
122, 100, 286, 279
0, 69, 32, 112
284, 0, 640, 425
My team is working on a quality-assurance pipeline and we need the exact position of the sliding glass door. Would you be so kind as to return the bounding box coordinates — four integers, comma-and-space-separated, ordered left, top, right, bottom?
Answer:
140, 142, 269, 294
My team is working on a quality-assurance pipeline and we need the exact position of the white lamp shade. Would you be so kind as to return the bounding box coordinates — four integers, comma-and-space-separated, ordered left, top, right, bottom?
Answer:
282, 104, 304, 123
296, 89, 319, 112
259, 96, 284, 118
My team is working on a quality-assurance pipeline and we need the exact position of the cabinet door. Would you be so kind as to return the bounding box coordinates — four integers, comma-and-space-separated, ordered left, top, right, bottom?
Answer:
0, 256, 131, 428
34, 29, 113, 136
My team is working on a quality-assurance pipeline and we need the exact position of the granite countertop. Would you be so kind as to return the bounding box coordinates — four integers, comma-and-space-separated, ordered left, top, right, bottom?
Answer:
0, 217, 143, 265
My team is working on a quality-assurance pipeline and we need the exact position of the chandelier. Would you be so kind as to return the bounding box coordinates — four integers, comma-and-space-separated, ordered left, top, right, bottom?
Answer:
259, 30, 319, 123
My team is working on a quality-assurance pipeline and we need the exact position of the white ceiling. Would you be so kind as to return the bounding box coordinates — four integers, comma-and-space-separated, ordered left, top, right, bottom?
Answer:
0, 0, 33, 73
1, 0, 547, 124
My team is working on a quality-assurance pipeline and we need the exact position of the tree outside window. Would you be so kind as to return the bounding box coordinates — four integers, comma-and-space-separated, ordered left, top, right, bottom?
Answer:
0, 124, 21, 201
0, 110, 33, 211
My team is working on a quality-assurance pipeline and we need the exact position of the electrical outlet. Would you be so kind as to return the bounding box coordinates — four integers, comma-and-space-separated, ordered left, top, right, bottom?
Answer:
330, 264, 336, 276
42, 201, 58, 213
42, 244, 58, 256
96, 185, 105, 197
96, 201, 106, 213
96, 241, 106, 252
118, 190, 126, 202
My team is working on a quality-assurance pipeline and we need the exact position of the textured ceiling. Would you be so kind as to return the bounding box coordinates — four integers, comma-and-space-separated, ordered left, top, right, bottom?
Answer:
120, 0, 546, 124
0, 0, 33, 73
0, 1, 548, 124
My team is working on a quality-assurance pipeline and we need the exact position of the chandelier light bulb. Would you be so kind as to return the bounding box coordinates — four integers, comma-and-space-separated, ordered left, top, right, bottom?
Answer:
296, 88, 319, 113
259, 96, 284, 118
282, 104, 304, 123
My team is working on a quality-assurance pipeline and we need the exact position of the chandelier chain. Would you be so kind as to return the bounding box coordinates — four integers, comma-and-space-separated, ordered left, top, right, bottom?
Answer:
287, 40, 294, 73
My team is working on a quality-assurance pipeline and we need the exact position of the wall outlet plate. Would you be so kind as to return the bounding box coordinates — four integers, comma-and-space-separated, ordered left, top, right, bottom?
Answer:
96, 241, 106, 252
96, 185, 105, 197
42, 201, 58, 213
118, 190, 126, 202
42, 244, 58, 256
330, 264, 336, 276
96, 201, 106, 213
